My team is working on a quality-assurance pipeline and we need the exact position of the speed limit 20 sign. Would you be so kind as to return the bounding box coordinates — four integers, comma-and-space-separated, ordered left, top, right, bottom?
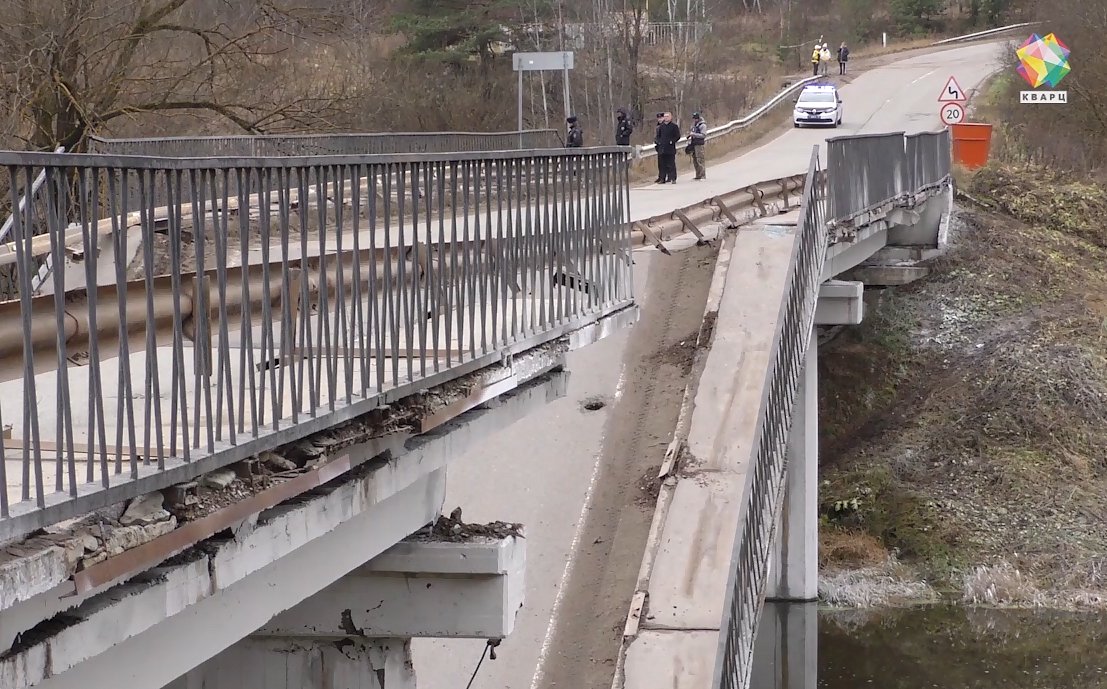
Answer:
940, 102, 965, 125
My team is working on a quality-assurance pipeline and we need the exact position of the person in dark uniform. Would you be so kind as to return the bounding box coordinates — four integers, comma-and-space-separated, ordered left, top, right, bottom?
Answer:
566, 115, 583, 147
655, 112, 681, 184
615, 107, 633, 145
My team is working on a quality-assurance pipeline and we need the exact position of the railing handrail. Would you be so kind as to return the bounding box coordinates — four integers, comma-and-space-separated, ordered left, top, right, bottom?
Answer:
0, 146, 65, 244
710, 129, 952, 688
86, 129, 561, 145
929, 21, 1039, 45
0, 146, 634, 542
711, 145, 828, 689
826, 128, 952, 225
0, 146, 628, 169
634, 77, 819, 159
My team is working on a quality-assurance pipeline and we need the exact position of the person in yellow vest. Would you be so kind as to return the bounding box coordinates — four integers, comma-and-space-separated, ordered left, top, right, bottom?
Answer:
812, 45, 821, 76
820, 44, 832, 75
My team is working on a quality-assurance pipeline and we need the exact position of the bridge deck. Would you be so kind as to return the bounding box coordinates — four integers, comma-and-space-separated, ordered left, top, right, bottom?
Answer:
620, 215, 800, 685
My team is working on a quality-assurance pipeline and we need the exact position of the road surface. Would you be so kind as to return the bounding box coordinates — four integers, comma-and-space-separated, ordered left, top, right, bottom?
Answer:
414, 40, 1008, 688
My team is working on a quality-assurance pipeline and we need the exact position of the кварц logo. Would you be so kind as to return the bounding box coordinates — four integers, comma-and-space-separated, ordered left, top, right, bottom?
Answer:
1017, 33, 1071, 103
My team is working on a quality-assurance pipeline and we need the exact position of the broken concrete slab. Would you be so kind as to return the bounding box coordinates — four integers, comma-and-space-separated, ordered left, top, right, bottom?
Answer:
201, 470, 237, 490
120, 493, 170, 527
261, 452, 297, 473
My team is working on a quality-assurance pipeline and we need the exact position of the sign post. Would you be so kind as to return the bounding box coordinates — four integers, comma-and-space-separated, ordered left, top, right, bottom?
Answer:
513, 51, 575, 145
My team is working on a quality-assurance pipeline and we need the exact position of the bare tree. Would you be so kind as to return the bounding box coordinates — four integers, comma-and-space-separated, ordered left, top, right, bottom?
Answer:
0, 0, 345, 150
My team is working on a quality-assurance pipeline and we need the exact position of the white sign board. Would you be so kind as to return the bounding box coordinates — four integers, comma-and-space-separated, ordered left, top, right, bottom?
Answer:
940, 102, 966, 125
938, 76, 967, 103
513, 51, 574, 72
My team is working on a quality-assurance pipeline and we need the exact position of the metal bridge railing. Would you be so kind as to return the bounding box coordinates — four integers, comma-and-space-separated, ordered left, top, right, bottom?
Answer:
827, 129, 953, 222
0, 146, 633, 542
712, 146, 828, 689
86, 130, 563, 157
710, 130, 952, 689
825, 131, 908, 221
906, 130, 952, 191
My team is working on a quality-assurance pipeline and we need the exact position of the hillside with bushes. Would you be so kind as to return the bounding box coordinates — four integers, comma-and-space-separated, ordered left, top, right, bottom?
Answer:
818, 7, 1107, 607
0, 0, 1025, 152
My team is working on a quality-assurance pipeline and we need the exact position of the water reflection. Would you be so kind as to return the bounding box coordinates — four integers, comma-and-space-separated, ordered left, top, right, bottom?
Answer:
753, 602, 817, 689
754, 603, 1107, 688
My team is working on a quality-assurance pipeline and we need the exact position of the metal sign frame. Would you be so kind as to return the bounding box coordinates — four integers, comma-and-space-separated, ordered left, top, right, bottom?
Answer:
513, 51, 575, 138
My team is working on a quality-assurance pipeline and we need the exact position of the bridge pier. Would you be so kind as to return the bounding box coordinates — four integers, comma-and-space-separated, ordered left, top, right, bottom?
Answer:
165, 636, 417, 689
766, 329, 818, 602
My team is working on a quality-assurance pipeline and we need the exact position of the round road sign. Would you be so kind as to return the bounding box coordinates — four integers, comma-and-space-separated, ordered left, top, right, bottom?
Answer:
940, 102, 965, 125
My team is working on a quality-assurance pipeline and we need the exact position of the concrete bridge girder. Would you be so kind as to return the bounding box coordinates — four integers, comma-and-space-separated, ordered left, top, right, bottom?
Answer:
1, 370, 565, 689
826, 184, 950, 288
168, 535, 525, 689
258, 535, 527, 640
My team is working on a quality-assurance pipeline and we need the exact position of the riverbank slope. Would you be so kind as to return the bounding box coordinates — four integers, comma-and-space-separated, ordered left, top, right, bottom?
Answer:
818, 164, 1107, 609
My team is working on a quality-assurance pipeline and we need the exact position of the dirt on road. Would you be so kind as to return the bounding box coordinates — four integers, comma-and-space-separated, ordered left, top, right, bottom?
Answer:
537, 241, 718, 689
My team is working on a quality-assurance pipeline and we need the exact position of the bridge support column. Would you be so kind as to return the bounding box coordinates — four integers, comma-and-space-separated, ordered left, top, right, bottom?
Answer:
164, 636, 416, 689
766, 329, 818, 601
752, 603, 818, 689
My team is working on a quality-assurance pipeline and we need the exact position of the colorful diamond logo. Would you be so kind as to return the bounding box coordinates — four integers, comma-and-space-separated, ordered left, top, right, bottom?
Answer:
1016, 33, 1071, 88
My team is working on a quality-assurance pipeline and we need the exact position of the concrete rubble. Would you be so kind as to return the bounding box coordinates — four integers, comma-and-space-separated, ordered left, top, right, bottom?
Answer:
0, 496, 177, 608
201, 469, 237, 490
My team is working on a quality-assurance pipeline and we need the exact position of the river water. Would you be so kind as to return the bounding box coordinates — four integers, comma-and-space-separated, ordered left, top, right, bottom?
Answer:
755, 603, 1107, 688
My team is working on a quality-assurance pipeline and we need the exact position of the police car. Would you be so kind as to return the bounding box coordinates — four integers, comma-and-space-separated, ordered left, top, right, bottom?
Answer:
792, 83, 842, 128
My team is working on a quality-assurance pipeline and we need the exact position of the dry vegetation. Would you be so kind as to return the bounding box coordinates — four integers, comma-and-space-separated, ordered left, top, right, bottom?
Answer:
819, 185, 1107, 607
817, 0, 1107, 608
984, 0, 1107, 174
0, 0, 1026, 155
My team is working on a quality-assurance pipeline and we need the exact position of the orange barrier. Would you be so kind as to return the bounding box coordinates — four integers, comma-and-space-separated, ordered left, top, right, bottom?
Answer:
951, 123, 993, 169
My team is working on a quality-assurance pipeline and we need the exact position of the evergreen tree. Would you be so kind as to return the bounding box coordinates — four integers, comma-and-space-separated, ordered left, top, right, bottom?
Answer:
389, 0, 524, 66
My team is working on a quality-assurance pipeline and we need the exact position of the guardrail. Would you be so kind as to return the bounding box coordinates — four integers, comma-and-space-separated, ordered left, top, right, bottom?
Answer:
826, 128, 951, 224
712, 146, 828, 689
87, 130, 564, 157
630, 172, 818, 250
0, 146, 634, 542
929, 21, 1038, 45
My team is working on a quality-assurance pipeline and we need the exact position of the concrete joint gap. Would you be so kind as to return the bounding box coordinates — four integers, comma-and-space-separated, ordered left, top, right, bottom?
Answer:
641, 624, 724, 633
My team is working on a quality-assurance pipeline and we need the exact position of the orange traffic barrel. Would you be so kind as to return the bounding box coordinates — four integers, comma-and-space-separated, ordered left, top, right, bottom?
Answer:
950, 123, 993, 169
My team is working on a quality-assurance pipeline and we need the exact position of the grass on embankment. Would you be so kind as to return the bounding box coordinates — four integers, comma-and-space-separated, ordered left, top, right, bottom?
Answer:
817, 165, 1107, 610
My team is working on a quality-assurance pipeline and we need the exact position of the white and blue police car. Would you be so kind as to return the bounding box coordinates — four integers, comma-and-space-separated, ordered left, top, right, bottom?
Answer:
792, 83, 842, 128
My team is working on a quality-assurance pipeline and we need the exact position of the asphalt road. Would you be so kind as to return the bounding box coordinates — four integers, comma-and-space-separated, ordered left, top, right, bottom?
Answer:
413, 39, 1008, 689
631, 41, 1007, 222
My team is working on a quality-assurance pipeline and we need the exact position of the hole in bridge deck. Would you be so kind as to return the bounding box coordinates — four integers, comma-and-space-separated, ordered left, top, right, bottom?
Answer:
581, 397, 606, 412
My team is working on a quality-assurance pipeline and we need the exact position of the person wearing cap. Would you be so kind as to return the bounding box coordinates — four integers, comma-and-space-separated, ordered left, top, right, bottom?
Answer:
565, 115, 583, 147
811, 45, 821, 76
689, 112, 707, 180
615, 107, 633, 146
820, 44, 832, 75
